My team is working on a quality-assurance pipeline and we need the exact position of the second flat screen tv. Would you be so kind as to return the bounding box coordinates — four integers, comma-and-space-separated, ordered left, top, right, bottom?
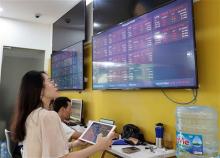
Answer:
51, 41, 83, 90
92, 0, 197, 90
52, 0, 85, 51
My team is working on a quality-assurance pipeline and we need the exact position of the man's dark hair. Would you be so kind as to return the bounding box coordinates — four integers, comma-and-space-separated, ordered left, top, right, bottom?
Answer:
53, 97, 71, 112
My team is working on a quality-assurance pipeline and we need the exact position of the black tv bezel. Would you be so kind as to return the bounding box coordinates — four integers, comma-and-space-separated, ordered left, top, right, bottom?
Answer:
92, 0, 198, 90
93, 0, 176, 36
51, 41, 85, 91
52, 0, 86, 51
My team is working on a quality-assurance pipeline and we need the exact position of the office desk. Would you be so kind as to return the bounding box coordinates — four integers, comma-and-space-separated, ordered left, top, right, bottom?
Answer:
107, 145, 176, 158
70, 125, 176, 157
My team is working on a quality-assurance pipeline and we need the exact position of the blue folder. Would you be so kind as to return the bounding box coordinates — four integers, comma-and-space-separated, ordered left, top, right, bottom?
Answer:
112, 139, 128, 145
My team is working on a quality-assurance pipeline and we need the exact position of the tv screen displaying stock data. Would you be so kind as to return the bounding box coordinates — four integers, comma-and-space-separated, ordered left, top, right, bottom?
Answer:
92, 0, 197, 89
51, 41, 83, 90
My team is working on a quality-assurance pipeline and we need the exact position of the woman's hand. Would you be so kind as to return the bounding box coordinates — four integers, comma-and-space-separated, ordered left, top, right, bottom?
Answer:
74, 139, 88, 146
69, 139, 88, 148
95, 132, 115, 151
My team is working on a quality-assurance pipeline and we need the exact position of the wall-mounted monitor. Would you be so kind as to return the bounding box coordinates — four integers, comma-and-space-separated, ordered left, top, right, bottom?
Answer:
53, 0, 86, 51
51, 41, 84, 90
93, 0, 173, 35
92, 0, 197, 90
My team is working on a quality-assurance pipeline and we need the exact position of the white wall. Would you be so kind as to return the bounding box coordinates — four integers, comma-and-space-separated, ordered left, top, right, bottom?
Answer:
0, 17, 52, 80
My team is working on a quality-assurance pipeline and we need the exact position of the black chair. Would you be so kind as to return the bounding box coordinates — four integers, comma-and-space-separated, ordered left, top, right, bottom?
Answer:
4, 129, 22, 158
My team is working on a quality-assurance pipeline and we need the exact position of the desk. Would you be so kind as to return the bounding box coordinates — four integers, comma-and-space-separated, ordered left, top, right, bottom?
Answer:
70, 125, 176, 157
108, 145, 175, 158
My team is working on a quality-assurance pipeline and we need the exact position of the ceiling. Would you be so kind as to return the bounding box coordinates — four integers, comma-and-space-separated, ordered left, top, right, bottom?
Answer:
0, 0, 82, 24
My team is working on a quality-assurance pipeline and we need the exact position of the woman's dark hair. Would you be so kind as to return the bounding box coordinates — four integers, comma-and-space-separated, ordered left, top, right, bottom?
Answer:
10, 70, 45, 142
53, 97, 71, 113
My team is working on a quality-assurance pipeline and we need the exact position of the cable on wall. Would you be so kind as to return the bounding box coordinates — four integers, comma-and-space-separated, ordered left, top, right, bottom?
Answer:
160, 88, 198, 105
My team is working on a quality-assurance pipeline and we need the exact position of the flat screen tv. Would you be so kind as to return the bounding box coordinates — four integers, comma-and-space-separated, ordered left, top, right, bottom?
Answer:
52, 0, 85, 51
92, 0, 197, 90
93, 0, 173, 35
51, 41, 84, 90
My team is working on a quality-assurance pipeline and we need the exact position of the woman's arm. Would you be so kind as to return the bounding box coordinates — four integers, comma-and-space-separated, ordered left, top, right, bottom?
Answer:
64, 144, 103, 158
70, 131, 82, 140
68, 139, 86, 148
64, 133, 114, 158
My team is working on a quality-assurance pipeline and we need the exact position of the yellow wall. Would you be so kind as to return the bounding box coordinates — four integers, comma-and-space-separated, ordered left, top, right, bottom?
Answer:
58, 0, 220, 152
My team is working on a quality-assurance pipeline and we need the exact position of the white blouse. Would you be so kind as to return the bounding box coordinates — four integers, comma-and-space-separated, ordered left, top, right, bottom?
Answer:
23, 107, 69, 158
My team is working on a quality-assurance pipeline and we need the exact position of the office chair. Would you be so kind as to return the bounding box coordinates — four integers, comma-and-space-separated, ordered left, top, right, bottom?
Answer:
4, 129, 22, 158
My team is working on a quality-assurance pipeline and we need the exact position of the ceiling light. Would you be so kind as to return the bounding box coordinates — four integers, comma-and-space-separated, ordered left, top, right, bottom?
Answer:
94, 22, 101, 28
0, 7, 3, 12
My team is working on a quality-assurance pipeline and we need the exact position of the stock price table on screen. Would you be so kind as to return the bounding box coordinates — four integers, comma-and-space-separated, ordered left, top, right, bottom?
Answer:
93, 0, 196, 89
51, 43, 83, 90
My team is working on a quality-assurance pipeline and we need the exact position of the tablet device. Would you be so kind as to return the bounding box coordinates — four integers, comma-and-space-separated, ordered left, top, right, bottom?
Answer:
79, 121, 116, 144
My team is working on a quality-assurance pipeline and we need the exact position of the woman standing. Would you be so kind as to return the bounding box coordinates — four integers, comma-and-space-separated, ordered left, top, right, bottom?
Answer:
11, 70, 114, 158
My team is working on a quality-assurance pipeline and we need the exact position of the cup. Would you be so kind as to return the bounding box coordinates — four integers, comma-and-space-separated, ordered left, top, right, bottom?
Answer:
155, 123, 164, 148
163, 133, 173, 149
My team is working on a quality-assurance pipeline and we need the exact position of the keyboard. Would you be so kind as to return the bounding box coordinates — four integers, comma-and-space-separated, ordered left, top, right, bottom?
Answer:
66, 121, 77, 126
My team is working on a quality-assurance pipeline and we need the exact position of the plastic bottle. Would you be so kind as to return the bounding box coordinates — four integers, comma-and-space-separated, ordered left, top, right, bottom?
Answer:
176, 106, 219, 158
1, 142, 6, 158
0, 141, 10, 158
0, 141, 2, 158
155, 123, 164, 148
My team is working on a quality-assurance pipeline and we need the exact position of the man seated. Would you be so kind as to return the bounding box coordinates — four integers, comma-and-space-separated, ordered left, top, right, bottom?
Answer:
53, 97, 82, 140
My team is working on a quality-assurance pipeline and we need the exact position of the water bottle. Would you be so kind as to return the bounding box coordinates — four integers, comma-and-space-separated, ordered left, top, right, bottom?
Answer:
155, 123, 164, 148
0, 141, 9, 158
1, 142, 6, 158
176, 106, 219, 158
0, 141, 2, 158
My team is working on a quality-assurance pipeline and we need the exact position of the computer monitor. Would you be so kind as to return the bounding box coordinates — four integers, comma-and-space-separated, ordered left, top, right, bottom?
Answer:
70, 99, 83, 123
99, 118, 115, 125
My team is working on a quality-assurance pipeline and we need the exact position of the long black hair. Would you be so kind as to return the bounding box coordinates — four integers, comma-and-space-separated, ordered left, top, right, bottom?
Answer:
11, 70, 45, 142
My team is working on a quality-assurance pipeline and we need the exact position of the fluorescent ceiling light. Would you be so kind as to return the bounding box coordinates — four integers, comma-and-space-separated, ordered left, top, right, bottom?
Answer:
0, 7, 3, 12
94, 22, 101, 28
